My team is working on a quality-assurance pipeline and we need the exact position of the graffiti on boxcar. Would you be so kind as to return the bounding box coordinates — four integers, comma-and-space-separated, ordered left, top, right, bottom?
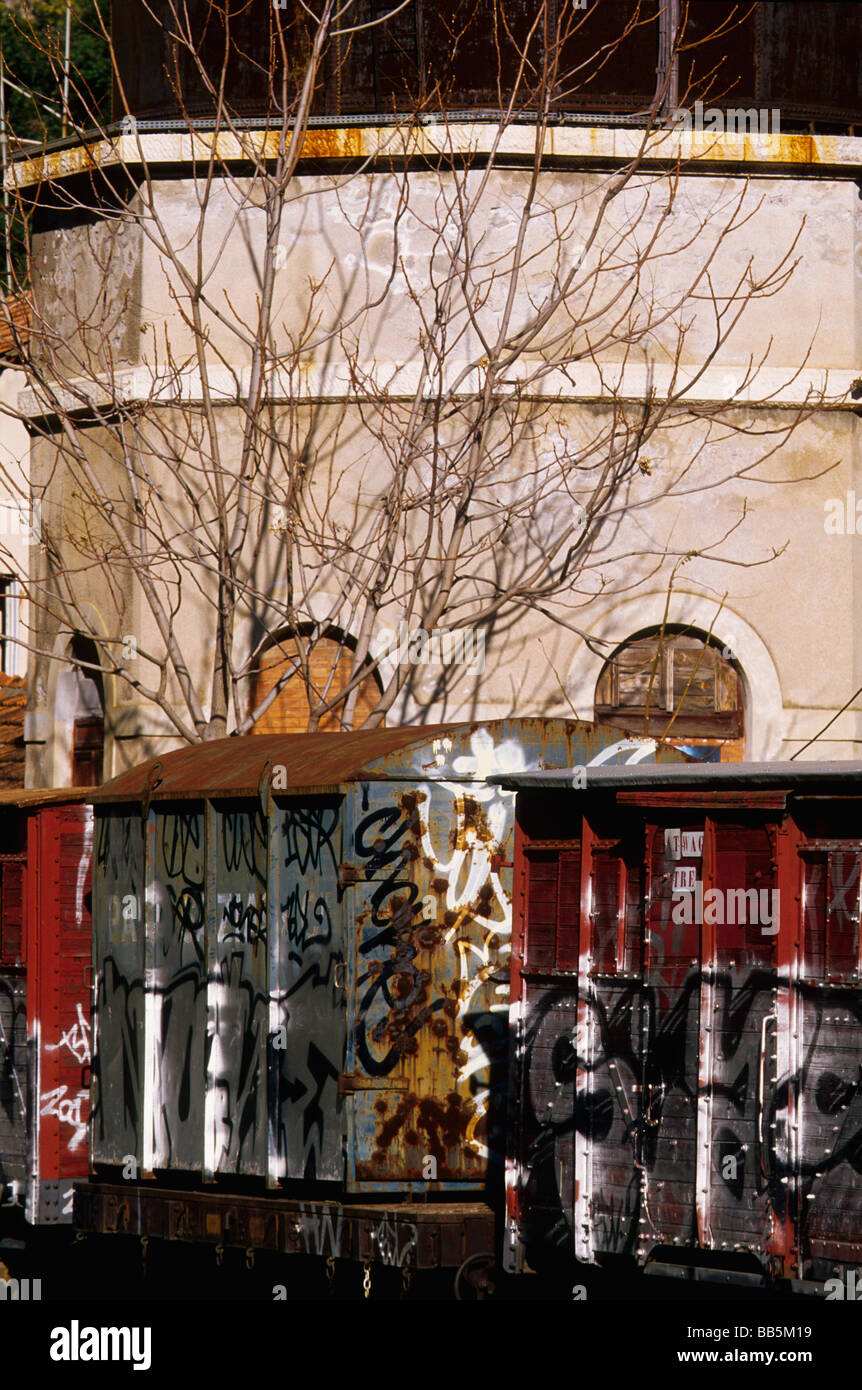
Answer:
217, 892, 267, 949
283, 885, 332, 963
354, 800, 431, 1077
283, 805, 338, 876
147, 813, 208, 1166
221, 809, 264, 878
210, 808, 268, 1173
373, 1211, 418, 1267
45, 1002, 91, 1067
0, 978, 26, 1145
297, 1202, 343, 1256
40, 1084, 88, 1150
217, 811, 268, 949
209, 953, 268, 1170
160, 812, 205, 966
281, 805, 339, 981
352, 730, 521, 1174
416, 756, 514, 1164
274, 805, 343, 1181
516, 971, 862, 1264
92, 815, 145, 1158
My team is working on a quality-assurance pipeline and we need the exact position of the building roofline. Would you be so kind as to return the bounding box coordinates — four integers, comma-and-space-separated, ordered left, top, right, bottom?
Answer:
8, 122, 861, 194
489, 762, 862, 792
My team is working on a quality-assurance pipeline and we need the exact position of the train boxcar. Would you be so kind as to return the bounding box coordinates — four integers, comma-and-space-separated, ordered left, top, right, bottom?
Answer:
0, 791, 93, 1227
75, 720, 683, 1279
495, 762, 862, 1292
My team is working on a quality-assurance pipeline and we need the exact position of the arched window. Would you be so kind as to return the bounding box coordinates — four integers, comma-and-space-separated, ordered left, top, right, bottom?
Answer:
249, 631, 383, 734
595, 629, 744, 758
65, 637, 105, 786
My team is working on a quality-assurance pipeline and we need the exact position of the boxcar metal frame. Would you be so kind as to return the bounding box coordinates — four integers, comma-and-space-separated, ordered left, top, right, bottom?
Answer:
0, 790, 93, 1227
494, 762, 862, 1293
74, 721, 684, 1281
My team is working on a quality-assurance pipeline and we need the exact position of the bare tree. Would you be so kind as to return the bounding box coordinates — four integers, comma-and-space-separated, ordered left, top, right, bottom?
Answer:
0, 0, 840, 761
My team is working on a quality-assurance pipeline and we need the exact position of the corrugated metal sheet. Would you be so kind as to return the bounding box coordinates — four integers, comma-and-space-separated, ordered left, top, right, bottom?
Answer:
109, 1, 862, 128
91, 720, 685, 1206
0, 788, 90, 808
89, 727, 458, 802
506, 775, 862, 1286
26, 804, 93, 1222
90, 719, 676, 803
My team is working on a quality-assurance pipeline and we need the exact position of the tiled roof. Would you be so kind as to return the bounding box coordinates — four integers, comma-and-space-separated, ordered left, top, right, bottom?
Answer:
0, 673, 27, 789
0, 295, 30, 360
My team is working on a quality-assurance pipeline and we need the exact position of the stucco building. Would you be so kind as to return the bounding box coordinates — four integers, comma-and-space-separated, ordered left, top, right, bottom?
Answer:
6, 0, 862, 784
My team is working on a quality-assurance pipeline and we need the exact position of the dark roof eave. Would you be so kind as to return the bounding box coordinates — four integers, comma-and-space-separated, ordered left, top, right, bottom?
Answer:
488, 762, 862, 792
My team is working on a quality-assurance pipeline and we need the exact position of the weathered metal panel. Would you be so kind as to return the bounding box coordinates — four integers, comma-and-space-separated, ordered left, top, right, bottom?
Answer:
0, 853, 26, 1203
90, 726, 457, 802
271, 797, 346, 1182
696, 819, 779, 1257
795, 821, 862, 1276
343, 721, 668, 1191
345, 776, 494, 1186
579, 815, 647, 1260
109, 1, 862, 128
506, 777, 862, 1284
145, 807, 207, 1171
74, 1179, 495, 1269
206, 804, 269, 1176
92, 809, 146, 1167
28, 805, 94, 1222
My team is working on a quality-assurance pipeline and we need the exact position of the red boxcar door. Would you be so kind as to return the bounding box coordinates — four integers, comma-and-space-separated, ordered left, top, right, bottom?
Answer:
27, 805, 93, 1223
640, 817, 706, 1254
796, 840, 862, 1272
698, 817, 780, 1260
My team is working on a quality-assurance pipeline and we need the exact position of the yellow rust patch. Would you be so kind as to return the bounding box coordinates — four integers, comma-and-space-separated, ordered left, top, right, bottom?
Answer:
301, 127, 365, 160
675, 130, 831, 167
7, 123, 848, 194
10, 138, 109, 188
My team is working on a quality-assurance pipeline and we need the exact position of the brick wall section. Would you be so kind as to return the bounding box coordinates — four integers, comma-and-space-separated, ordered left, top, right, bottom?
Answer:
0, 674, 25, 787
249, 638, 383, 732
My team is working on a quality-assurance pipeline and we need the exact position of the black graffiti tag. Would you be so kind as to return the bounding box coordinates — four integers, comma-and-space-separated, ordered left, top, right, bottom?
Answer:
353, 805, 444, 1077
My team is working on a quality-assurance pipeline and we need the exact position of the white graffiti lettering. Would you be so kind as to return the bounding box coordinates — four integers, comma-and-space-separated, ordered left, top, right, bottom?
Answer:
40, 1086, 89, 1150
45, 1002, 92, 1066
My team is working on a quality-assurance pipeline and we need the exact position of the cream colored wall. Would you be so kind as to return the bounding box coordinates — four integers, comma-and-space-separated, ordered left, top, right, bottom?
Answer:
0, 366, 32, 677
19, 128, 862, 781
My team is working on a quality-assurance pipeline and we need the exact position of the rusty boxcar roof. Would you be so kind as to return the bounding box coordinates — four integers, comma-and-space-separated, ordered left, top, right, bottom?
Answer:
88, 719, 672, 804
88, 725, 468, 803
0, 786, 90, 807
490, 762, 862, 791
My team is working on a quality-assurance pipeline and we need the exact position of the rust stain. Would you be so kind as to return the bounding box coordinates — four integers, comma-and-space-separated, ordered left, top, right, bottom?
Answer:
91, 724, 458, 802
368, 1089, 477, 1178
301, 127, 364, 160
416, 926, 442, 948
451, 795, 493, 851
